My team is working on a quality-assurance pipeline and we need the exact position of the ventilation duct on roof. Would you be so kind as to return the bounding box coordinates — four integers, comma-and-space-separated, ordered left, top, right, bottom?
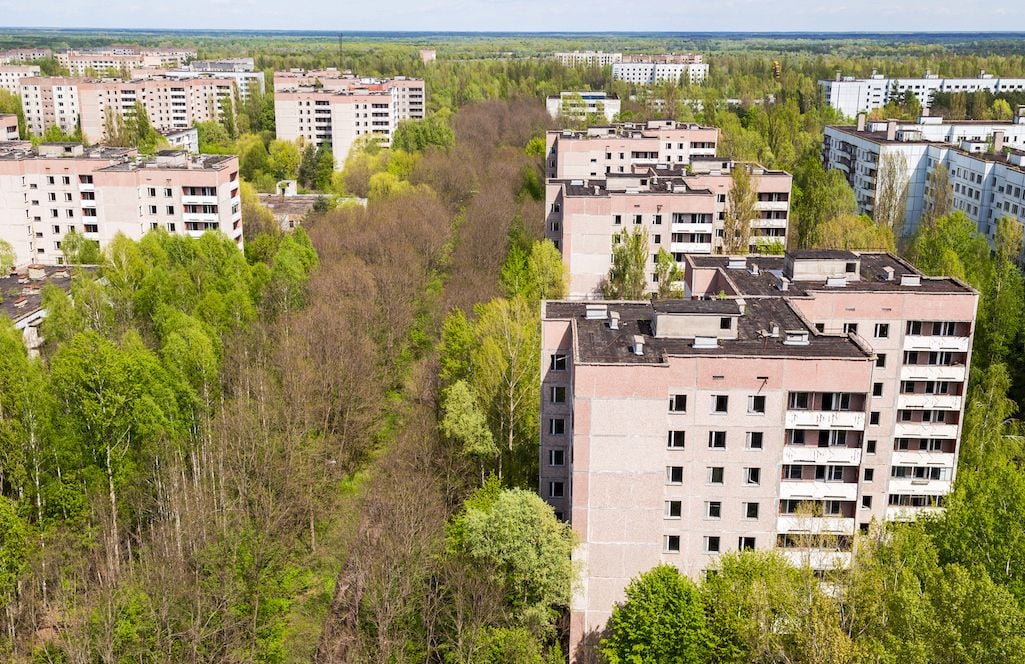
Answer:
693, 336, 718, 349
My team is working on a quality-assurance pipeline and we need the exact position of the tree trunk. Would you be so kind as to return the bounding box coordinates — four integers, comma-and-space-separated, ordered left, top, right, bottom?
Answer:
106, 444, 121, 578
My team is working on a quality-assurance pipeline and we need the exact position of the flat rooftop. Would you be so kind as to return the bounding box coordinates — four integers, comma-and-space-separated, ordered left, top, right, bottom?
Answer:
0, 265, 74, 324
545, 298, 871, 364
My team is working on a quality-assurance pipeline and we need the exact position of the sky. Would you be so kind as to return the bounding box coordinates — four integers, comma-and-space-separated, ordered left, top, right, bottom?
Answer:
2, 0, 1023, 33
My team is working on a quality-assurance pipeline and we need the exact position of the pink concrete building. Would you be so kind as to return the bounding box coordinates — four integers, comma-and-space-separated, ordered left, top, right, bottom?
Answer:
0, 65, 41, 94
0, 49, 52, 64
0, 114, 19, 141
274, 71, 425, 168
0, 143, 242, 266
56, 47, 196, 76
540, 250, 977, 660
546, 162, 792, 298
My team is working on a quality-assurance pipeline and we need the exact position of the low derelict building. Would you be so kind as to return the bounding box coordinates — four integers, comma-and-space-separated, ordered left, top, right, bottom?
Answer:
540, 250, 977, 659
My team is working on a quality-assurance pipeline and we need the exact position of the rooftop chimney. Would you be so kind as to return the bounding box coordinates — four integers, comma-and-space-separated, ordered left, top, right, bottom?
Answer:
994, 130, 1006, 154
778, 276, 790, 292
886, 121, 897, 141
856, 113, 866, 132
608, 311, 620, 330
631, 334, 645, 356
883, 266, 895, 281
770, 323, 780, 338
835, 70, 841, 82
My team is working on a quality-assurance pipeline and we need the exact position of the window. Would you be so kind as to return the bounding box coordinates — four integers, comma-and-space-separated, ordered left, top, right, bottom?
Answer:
825, 500, 843, 515
738, 536, 756, 550
61, 176, 70, 185
708, 431, 726, 449
665, 500, 682, 519
166, 206, 175, 215
667, 466, 684, 484
862, 495, 873, 509
63, 192, 72, 202
664, 535, 681, 553
822, 393, 852, 411
708, 467, 724, 484
873, 383, 884, 397
816, 465, 844, 481
907, 321, 922, 335
613, 214, 622, 225
669, 394, 687, 412
720, 317, 732, 330
668, 431, 686, 449
550, 354, 567, 371
789, 392, 809, 410
876, 354, 886, 368
548, 419, 565, 435
147, 187, 157, 197
634, 214, 642, 225
46, 176, 54, 185
745, 502, 760, 519
705, 501, 722, 519
164, 187, 173, 197
148, 205, 158, 215
745, 467, 761, 485
845, 262, 857, 274
654, 214, 662, 225
843, 323, 859, 334
704, 536, 721, 553
550, 386, 566, 403
933, 321, 956, 336
549, 481, 564, 498
866, 439, 877, 454
48, 192, 56, 201
747, 432, 764, 449
712, 395, 729, 413
870, 412, 880, 425
748, 395, 766, 414
548, 449, 564, 466
52, 224, 60, 234
874, 323, 889, 338
864, 468, 874, 481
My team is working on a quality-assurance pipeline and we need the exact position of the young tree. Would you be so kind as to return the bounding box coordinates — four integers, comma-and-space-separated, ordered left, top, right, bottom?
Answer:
654, 248, 684, 298
600, 564, 709, 664
0, 239, 13, 274
922, 164, 953, 226
722, 164, 756, 254
268, 139, 301, 181
813, 214, 895, 251
603, 225, 648, 299
874, 152, 910, 240
440, 380, 498, 484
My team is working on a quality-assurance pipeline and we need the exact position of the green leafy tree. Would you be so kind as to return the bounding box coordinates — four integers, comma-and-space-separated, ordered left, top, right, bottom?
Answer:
440, 380, 498, 484
0, 239, 14, 274
600, 564, 709, 664
268, 139, 301, 181
722, 164, 756, 254
813, 213, 895, 251
922, 164, 953, 227
874, 151, 910, 240
61, 228, 102, 266
603, 225, 648, 299
654, 248, 684, 298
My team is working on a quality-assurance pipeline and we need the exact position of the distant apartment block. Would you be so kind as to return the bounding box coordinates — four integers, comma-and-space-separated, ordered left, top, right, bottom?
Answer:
820, 70, 1025, 118
553, 51, 623, 68
613, 54, 709, 86
0, 65, 41, 94
546, 91, 621, 123
189, 58, 255, 73
130, 66, 265, 101
162, 127, 200, 153
823, 111, 1025, 239
541, 250, 977, 658
544, 121, 790, 297
55, 47, 197, 75
0, 48, 52, 64
20, 76, 236, 141
274, 70, 425, 169
0, 143, 242, 266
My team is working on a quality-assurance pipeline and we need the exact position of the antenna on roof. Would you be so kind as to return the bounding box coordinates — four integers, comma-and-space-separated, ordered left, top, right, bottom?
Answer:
338, 34, 343, 70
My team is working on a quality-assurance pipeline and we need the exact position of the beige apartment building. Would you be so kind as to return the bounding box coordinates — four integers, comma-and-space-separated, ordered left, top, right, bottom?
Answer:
56, 47, 197, 75
541, 250, 977, 659
0, 65, 41, 94
0, 48, 52, 64
0, 143, 242, 266
20, 76, 235, 140
274, 71, 425, 168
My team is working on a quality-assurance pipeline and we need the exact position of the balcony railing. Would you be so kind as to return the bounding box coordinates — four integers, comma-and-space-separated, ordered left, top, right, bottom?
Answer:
903, 335, 971, 353
782, 446, 863, 466
779, 481, 858, 501
784, 410, 866, 430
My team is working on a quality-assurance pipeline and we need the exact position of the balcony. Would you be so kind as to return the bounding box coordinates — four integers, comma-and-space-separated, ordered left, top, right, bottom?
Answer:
779, 549, 852, 570
779, 481, 858, 501
755, 200, 790, 212
900, 364, 967, 383
782, 446, 863, 466
670, 242, 712, 254
183, 212, 219, 224
891, 451, 957, 467
896, 393, 962, 411
182, 195, 219, 205
784, 410, 866, 430
888, 477, 952, 495
670, 222, 713, 233
777, 515, 855, 535
885, 506, 941, 521
893, 422, 959, 439
903, 335, 971, 353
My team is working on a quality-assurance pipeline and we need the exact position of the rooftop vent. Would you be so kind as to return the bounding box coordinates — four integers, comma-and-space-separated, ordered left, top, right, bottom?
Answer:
608, 311, 620, 330
783, 330, 810, 346
883, 266, 895, 281
727, 257, 746, 270
778, 276, 790, 292
770, 323, 780, 338
900, 274, 921, 287
693, 335, 718, 349
826, 276, 847, 288
585, 303, 608, 320
570, 179, 584, 186
749, 263, 760, 276
631, 334, 644, 356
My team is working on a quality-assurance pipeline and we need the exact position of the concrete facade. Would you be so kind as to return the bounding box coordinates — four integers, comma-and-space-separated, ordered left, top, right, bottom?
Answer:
553, 51, 623, 68
0, 114, 19, 141
0, 49, 52, 64
0, 65, 41, 94
613, 61, 709, 86
546, 92, 621, 124
821, 71, 1025, 118
541, 251, 977, 660
0, 143, 242, 266
55, 47, 197, 76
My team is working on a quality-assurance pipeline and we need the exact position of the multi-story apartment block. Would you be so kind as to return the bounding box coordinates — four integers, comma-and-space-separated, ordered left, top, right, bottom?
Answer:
546, 91, 621, 124
131, 66, 265, 102
0, 143, 242, 266
20, 76, 236, 140
613, 56, 709, 86
55, 47, 197, 75
0, 65, 41, 94
821, 70, 1025, 118
0, 49, 52, 64
274, 72, 425, 168
823, 111, 1025, 240
541, 250, 977, 659
553, 51, 623, 68
189, 58, 255, 73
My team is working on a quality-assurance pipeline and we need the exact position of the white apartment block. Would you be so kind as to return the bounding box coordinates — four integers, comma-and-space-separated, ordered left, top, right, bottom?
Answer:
821, 71, 1025, 118
20, 77, 82, 136
190, 58, 255, 73
0, 143, 242, 266
131, 66, 265, 102
0, 65, 41, 94
274, 72, 425, 169
823, 112, 1025, 239
56, 47, 197, 75
541, 251, 977, 659
546, 91, 621, 123
613, 61, 709, 86
0, 49, 52, 64
553, 51, 623, 68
